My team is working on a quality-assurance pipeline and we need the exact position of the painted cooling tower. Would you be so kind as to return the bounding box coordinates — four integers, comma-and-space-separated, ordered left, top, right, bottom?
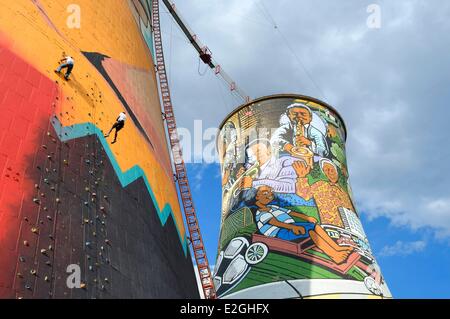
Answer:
214, 94, 392, 299
0, 1, 199, 298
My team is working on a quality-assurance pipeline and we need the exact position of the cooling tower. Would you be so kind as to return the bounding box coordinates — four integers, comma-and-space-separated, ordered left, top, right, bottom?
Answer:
0, 0, 199, 298
214, 94, 392, 299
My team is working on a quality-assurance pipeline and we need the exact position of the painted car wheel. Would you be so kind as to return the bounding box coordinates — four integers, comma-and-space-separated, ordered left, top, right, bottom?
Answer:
245, 242, 268, 265
364, 276, 382, 296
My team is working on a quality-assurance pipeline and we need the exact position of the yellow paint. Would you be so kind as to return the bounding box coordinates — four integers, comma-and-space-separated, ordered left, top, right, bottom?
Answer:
0, 0, 185, 235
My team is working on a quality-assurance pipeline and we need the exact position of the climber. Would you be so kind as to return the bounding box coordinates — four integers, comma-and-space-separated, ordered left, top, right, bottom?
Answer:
54, 55, 75, 80
104, 112, 126, 144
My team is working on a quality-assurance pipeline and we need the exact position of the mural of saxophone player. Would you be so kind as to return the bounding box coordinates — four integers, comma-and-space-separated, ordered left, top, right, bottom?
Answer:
271, 103, 329, 158
253, 185, 354, 264
294, 158, 356, 227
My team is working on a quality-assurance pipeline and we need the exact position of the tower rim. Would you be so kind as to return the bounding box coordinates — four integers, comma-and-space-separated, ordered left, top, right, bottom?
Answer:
216, 93, 348, 150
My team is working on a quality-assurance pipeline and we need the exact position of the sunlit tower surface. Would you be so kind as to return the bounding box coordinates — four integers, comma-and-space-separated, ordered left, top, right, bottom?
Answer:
0, 0, 200, 298
213, 94, 392, 299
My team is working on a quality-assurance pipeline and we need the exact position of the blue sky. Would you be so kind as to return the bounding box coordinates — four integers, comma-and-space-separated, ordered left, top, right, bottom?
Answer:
160, 0, 450, 298
187, 163, 450, 298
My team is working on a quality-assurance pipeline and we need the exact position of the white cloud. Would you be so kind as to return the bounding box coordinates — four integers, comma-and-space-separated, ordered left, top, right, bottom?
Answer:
162, 1, 450, 239
379, 240, 427, 257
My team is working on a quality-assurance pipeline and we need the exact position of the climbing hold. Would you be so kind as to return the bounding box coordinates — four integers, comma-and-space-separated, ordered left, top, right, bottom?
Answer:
48, 245, 53, 251
46, 215, 52, 221
31, 227, 39, 234
45, 261, 51, 266
23, 240, 29, 246
19, 256, 25, 262
85, 241, 91, 247
55, 198, 60, 203
40, 249, 47, 255
34, 184, 39, 189
44, 276, 49, 282
17, 273, 23, 278
80, 283, 86, 289
33, 198, 40, 204
30, 269, 37, 276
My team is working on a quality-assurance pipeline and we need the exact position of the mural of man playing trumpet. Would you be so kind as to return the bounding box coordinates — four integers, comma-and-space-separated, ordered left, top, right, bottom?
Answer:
271, 103, 329, 158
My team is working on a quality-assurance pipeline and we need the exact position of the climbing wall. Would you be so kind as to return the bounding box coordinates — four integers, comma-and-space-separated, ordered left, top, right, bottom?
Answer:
0, 0, 199, 298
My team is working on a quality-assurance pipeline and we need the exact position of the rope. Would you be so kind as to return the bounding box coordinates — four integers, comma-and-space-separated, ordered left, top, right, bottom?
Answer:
257, 0, 329, 102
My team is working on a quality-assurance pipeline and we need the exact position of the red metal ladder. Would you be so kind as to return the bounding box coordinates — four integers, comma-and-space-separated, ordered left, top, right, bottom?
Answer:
151, 0, 216, 299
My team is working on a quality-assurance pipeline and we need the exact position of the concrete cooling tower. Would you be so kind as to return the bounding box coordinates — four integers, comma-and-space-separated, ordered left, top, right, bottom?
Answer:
0, 0, 199, 298
214, 94, 392, 299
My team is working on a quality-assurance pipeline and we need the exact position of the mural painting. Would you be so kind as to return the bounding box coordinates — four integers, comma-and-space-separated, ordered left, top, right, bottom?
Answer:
0, 0, 197, 298
214, 95, 392, 299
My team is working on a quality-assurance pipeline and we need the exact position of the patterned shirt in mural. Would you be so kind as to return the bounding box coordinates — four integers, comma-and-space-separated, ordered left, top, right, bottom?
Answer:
249, 156, 297, 193
295, 178, 355, 227
255, 205, 295, 237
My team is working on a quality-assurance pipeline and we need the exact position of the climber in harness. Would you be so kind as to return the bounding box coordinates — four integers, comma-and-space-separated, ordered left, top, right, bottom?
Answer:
55, 55, 74, 80
104, 112, 126, 144
199, 46, 212, 65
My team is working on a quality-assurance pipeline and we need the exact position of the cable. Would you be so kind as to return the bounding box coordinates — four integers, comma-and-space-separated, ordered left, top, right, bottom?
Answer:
257, 0, 328, 102
197, 56, 208, 76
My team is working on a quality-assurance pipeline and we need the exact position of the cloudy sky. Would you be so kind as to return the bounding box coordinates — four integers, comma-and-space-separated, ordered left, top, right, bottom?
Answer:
159, 0, 450, 298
